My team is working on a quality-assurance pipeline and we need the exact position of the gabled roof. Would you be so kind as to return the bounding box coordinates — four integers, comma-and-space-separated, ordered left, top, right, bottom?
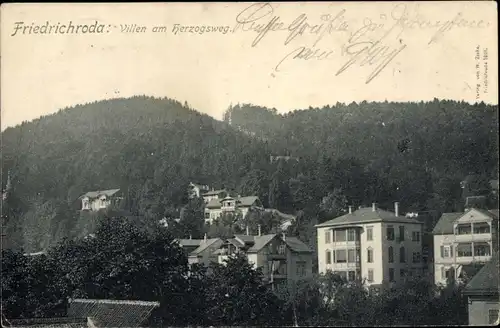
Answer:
433, 208, 499, 235
189, 238, 222, 255
67, 298, 160, 327
247, 234, 277, 253
432, 212, 463, 234
205, 196, 260, 209
234, 234, 256, 246
238, 196, 260, 207
284, 237, 313, 253
202, 189, 227, 196
463, 253, 499, 297
315, 207, 422, 228
79, 189, 120, 199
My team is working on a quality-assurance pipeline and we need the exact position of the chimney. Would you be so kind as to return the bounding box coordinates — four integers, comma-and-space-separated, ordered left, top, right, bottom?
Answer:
348, 206, 352, 214
204, 233, 207, 242
282, 233, 286, 241
395, 202, 399, 217
372, 203, 376, 212
258, 224, 262, 237
246, 225, 249, 236
189, 234, 192, 240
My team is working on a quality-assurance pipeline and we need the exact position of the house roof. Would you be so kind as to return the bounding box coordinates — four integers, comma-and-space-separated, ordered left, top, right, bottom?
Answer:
432, 212, 463, 234
79, 189, 120, 199
247, 234, 277, 253
174, 239, 202, 248
244, 234, 313, 253
4, 317, 88, 328
205, 196, 260, 209
284, 237, 313, 253
189, 238, 222, 255
315, 206, 422, 228
202, 189, 227, 196
234, 234, 256, 245
67, 298, 160, 328
432, 208, 499, 235
463, 253, 499, 296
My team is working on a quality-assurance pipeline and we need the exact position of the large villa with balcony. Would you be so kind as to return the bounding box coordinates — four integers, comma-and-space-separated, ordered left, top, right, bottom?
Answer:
432, 204, 499, 286
204, 194, 263, 224
315, 202, 424, 287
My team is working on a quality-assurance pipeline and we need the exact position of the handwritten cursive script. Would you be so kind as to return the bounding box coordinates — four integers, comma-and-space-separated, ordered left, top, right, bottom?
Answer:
234, 3, 349, 47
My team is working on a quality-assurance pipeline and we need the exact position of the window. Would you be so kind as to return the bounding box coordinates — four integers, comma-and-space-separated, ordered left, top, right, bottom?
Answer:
387, 226, 395, 240
368, 269, 374, 282
367, 227, 373, 241
347, 229, 356, 241
325, 230, 331, 243
441, 245, 453, 258
412, 231, 420, 242
489, 309, 499, 325
296, 261, 306, 277
399, 247, 406, 263
335, 230, 346, 242
204, 212, 210, 219
473, 222, 490, 234
399, 226, 405, 241
367, 248, 374, 263
389, 268, 395, 282
347, 249, 356, 263
326, 250, 332, 264
278, 245, 286, 255
388, 246, 394, 263
474, 242, 491, 256
336, 249, 347, 263
457, 243, 473, 257
455, 224, 472, 235
412, 252, 421, 263
348, 271, 355, 281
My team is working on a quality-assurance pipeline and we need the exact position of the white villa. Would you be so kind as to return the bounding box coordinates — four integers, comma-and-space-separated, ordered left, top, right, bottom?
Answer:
80, 189, 122, 211
432, 205, 498, 286
204, 195, 263, 224
316, 202, 424, 287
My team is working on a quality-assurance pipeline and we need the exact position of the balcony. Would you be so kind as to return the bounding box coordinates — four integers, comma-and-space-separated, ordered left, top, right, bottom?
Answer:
454, 233, 492, 243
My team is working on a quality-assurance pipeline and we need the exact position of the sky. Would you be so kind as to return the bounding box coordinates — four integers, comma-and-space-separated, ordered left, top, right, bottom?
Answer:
1, 2, 498, 130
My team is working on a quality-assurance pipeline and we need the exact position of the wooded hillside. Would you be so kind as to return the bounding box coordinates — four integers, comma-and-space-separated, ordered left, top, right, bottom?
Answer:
1, 97, 498, 252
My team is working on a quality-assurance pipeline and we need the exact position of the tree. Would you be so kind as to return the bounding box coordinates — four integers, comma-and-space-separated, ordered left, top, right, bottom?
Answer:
204, 254, 284, 326
179, 198, 205, 239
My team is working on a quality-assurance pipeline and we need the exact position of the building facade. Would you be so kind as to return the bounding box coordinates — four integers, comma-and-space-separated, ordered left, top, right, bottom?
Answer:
432, 208, 498, 286
79, 189, 122, 211
316, 203, 424, 286
463, 253, 499, 326
204, 195, 263, 224
188, 231, 313, 290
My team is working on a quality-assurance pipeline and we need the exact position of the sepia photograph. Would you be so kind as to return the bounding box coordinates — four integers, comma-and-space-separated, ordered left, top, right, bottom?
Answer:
0, 2, 498, 327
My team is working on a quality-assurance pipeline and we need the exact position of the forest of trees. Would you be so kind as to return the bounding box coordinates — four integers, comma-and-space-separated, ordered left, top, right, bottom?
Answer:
1, 96, 498, 254
2, 218, 469, 326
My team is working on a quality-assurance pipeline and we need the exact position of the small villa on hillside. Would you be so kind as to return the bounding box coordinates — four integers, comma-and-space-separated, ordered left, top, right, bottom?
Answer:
79, 189, 122, 211
204, 195, 263, 224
